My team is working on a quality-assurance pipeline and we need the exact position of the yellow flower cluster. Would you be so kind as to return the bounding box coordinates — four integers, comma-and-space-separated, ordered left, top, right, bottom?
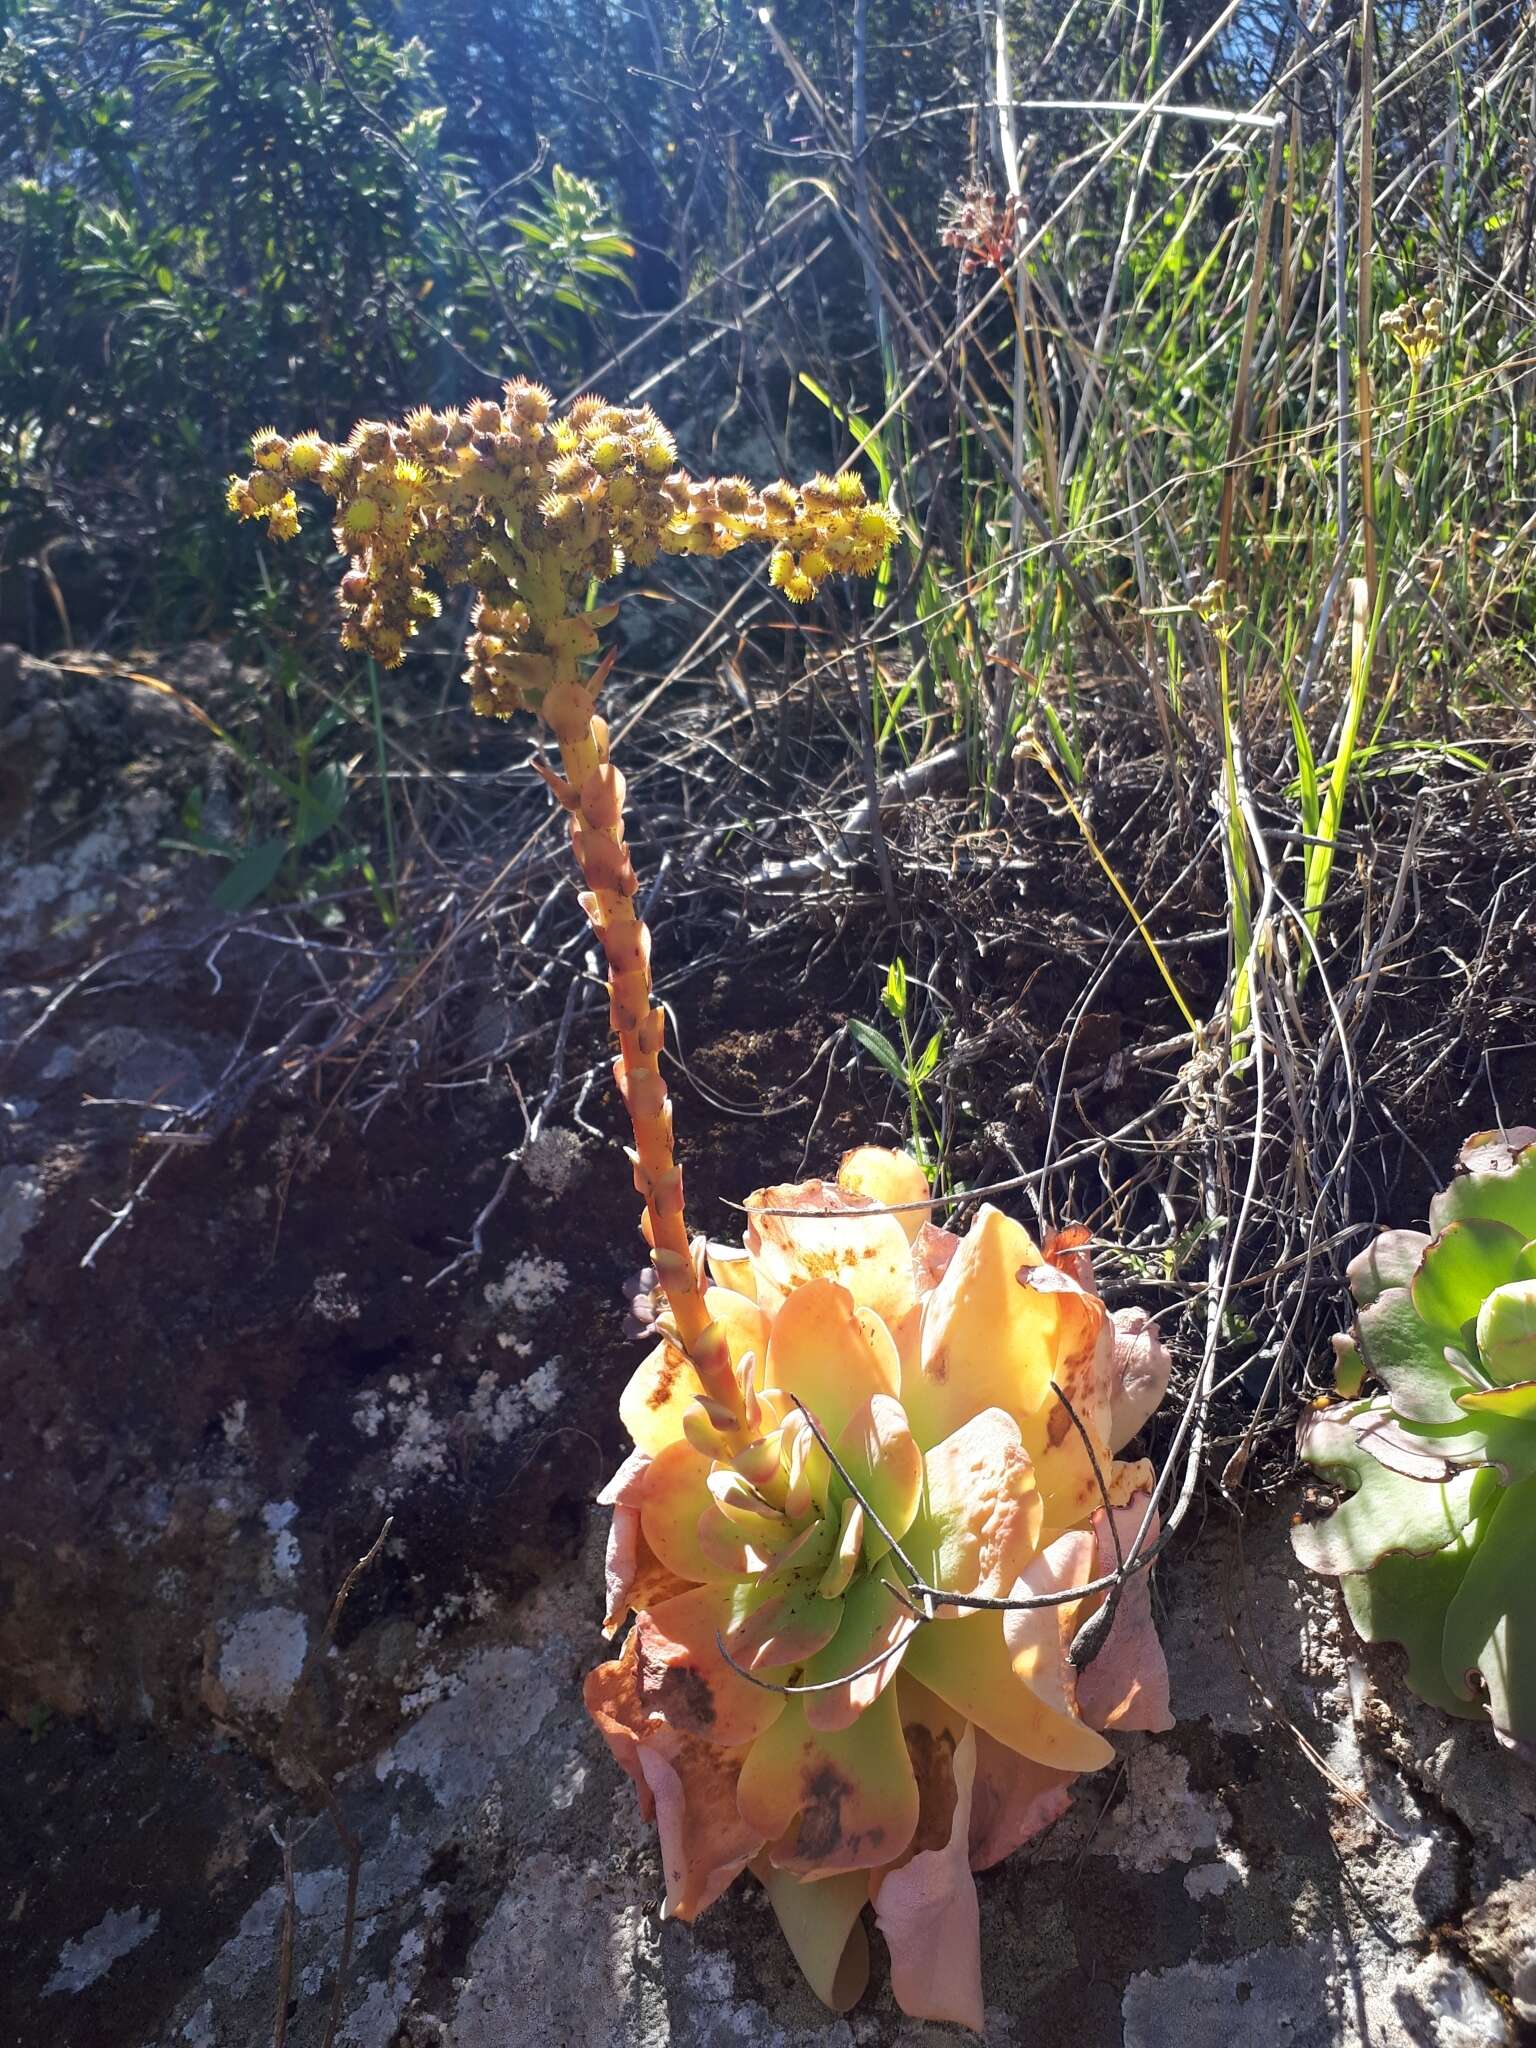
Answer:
1380, 294, 1445, 370
226, 380, 900, 716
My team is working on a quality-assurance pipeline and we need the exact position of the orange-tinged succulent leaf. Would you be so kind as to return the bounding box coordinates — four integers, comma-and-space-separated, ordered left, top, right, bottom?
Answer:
905, 1205, 1078, 1452
638, 1736, 763, 1921
620, 1338, 706, 1457
911, 1220, 962, 1295
907, 1407, 1042, 1607
746, 1178, 916, 1331
752, 1859, 870, 2013
637, 1583, 787, 1747
801, 1569, 919, 1732
903, 1606, 1115, 1773
764, 1278, 899, 1445
739, 1684, 920, 1880
702, 1284, 771, 1370
873, 1725, 985, 2033
1074, 1495, 1173, 1733
967, 1725, 1075, 1871
1001, 1528, 1095, 1724
1014, 1263, 1117, 1531
640, 1439, 744, 1582
837, 1145, 932, 1243
836, 1392, 924, 1561
706, 1243, 757, 1297
583, 1630, 654, 1808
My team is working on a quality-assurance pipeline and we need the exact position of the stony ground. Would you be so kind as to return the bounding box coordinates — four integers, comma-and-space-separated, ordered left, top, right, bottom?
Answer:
3, 649, 1533, 2047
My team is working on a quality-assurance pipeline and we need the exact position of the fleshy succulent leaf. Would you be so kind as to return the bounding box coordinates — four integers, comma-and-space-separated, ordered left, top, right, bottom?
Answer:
1475, 1277, 1536, 1386
638, 1737, 764, 1920
752, 1860, 870, 2012
738, 1684, 920, 1879
764, 1277, 899, 1445
1294, 1406, 1480, 1572
1456, 1379, 1536, 1421
636, 1583, 788, 1746
872, 1724, 985, 2033
800, 1569, 918, 1732
906, 1407, 1043, 1605
1339, 1541, 1484, 1720
1429, 1134, 1536, 1237
1355, 1286, 1475, 1424
834, 1392, 924, 1562
1346, 1228, 1431, 1308
902, 1607, 1115, 1773
1439, 1471, 1536, 1746
1410, 1218, 1529, 1337
620, 1339, 707, 1457
836, 1144, 932, 1244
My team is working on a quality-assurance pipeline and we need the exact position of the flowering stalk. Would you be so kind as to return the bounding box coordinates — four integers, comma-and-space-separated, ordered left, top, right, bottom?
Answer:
229, 382, 899, 1408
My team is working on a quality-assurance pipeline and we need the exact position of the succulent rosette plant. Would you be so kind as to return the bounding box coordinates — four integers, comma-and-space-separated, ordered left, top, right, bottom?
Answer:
586, 1145, 1174, 2028
1295, 1125, 1536, 1753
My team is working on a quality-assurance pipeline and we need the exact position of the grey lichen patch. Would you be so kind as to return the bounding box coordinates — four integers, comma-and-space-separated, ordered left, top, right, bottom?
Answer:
1123, 1942, 1510, 2048
0, 1164, 44, 1273
211, 1607, 308, 1717
43, 1906, 161, 1997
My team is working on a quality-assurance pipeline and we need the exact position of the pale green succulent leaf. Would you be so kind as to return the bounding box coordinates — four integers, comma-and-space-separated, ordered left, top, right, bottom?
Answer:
1346, 1229, 1430, 1308
1440, 1472, 1536, 1746
1456, 1379, 1536, 1421
1341, 1540, 1484, 1720
1429, 1141, 1536, 1239
1410, 1219, 1528, 1337
1294, 1406, 1480, 1573
1356, 1287, 1474, 1424
752, 1858, 871, 2013
1476, 1278, 1536, 1387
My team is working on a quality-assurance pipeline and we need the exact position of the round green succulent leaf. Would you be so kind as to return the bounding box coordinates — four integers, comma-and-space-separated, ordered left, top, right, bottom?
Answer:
1457, 1380, 1536, 1422
1340, 1537, 1484, 1721
1475, 1277, 1536, 1387
1429, 1135, 1536, 1241
1346, 1229, 1431, 1309
1331, 1332, 1366, 1398
1356, 1287, 1476, 1425
1294, 1405, 1480, 1574
1439, 1471, 1536, 1747
1411, 1219, 1529, 1338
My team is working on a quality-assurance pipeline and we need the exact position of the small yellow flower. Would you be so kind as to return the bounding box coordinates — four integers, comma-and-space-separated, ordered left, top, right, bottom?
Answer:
343, 497, 381, 536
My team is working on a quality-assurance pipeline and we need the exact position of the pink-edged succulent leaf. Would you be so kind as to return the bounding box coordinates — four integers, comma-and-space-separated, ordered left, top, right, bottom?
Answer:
636, 1583, 787, 1747
967, 1725, 1075, 1871
721, 1521, 843, 1674
638, 1734, 764, 1920
752, 1858, 870, 2013
599, 1449, 653, 1633
906, 1406, 1042, 1609
1108, 1307, 1172, 1452
874, 1723, 984, 2033
1073, 1494, 1174, 1733
1346, 1228, 1432, 1309
1000, 1529, 1099, 1728
738, 1682, 920, 1880
1294, 1405, 1481, 1574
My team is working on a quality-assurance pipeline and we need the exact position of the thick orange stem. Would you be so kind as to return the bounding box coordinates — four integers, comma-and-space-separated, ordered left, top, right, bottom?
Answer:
541, 671, 739, 1419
